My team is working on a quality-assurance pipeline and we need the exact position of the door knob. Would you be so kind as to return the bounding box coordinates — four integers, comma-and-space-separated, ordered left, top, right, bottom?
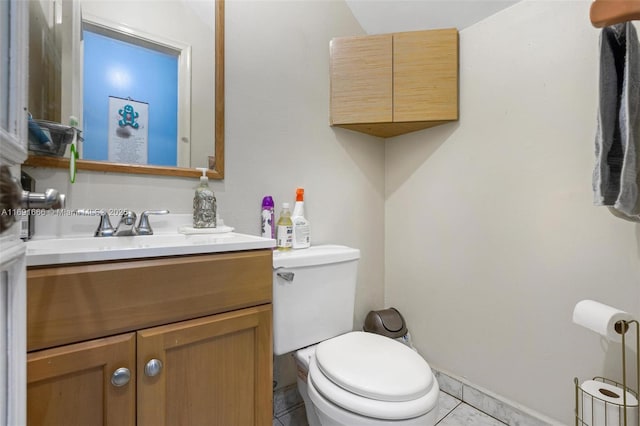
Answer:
145, 358, 163, 377
111, 367, 131, 387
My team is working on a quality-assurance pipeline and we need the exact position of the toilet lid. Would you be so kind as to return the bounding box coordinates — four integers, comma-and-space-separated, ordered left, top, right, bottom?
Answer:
314, 331, 434, 402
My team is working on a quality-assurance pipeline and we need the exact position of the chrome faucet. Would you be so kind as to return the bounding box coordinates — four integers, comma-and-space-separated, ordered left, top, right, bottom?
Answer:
77, 209, 169, 237
114, 210, 138, 236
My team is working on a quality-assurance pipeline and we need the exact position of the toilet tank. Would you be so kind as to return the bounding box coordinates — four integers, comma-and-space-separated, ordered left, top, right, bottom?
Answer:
273, 245, 360, 355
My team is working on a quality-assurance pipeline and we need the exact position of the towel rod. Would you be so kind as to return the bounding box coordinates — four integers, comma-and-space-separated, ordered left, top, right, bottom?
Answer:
590, 0, 640, 28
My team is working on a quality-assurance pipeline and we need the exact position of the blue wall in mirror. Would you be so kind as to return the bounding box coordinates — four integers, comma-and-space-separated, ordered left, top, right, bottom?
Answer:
82, 30, 178, 166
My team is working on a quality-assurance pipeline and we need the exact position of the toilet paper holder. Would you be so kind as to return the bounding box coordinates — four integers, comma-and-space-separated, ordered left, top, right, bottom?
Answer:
574, 319, 640, 426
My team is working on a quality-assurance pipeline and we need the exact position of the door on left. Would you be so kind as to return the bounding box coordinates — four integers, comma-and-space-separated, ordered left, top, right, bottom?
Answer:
0, 0, 29, 424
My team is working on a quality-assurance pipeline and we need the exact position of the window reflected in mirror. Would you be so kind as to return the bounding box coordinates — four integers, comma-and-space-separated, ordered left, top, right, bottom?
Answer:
82, 26, 182, 166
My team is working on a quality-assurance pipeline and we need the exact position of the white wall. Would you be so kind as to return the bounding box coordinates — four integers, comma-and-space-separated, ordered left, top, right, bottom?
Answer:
224, 0, 385, 332
345, 0, 519, 34
385, 0, 640, 423
25, 0, 385, 338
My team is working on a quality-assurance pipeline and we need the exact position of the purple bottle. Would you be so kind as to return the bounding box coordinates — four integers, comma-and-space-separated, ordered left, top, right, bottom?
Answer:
261, 196, 275, 239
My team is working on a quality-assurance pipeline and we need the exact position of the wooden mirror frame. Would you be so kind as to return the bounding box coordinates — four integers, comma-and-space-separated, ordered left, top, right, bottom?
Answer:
24, 0, 225, 180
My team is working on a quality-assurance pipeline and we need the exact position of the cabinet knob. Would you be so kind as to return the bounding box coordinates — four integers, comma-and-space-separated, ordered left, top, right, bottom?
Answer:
111, 367, 131, 387
145, 358, 163, 377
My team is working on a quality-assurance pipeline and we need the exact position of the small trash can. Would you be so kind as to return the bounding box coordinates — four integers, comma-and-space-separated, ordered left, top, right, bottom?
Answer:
363, 307, 416, 350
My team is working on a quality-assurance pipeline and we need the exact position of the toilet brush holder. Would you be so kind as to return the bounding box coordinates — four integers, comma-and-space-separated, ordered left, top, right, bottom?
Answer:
574, 320, 640, 426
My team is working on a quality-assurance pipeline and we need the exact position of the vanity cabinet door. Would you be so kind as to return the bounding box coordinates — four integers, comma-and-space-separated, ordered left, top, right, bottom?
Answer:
137, 304, 273, 426
27, 333, 136, 426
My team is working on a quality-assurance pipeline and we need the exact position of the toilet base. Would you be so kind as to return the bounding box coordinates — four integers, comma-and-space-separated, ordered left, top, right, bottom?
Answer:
297, 371, 439, 426
304, 372, 438, 426
297, 376, 322, 426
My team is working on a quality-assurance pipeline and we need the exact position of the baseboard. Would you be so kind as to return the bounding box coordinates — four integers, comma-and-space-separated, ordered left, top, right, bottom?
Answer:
432, 368, 564, 426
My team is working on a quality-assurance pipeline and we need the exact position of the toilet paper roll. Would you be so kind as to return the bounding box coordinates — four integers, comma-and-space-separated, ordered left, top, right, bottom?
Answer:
573, 300, 633, 342
581, 380, 638, 426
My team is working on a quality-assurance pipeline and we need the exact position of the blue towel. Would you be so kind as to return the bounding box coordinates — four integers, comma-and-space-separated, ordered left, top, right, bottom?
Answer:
593, 23, 640, 220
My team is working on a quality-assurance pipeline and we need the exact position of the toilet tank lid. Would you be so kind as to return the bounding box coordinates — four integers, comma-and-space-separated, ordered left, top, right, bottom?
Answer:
273, 245, 360, 269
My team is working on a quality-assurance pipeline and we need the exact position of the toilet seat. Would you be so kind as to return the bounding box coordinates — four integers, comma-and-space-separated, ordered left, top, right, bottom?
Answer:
308, 332, 438, 420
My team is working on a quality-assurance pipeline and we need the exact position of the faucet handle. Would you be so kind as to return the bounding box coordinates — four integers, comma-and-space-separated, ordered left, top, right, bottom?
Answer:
137, 210, 169, 235
75, 209, 114, 237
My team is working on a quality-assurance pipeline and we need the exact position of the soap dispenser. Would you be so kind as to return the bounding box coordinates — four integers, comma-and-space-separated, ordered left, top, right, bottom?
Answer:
193, 168, 216, 228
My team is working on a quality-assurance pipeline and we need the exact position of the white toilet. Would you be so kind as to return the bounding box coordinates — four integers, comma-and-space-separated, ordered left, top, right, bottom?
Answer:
273, 245, 439, 426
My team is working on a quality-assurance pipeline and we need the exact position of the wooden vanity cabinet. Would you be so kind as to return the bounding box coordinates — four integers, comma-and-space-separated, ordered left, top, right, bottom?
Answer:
330, 28, 459, 138
26, 250, 273, 426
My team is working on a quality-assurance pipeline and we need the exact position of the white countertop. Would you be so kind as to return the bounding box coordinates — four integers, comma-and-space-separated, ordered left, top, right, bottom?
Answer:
26, 214, 275, 266
26, 232, 275, 266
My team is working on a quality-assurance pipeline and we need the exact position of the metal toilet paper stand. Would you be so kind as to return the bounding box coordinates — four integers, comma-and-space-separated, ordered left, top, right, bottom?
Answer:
574, 319, 640, 426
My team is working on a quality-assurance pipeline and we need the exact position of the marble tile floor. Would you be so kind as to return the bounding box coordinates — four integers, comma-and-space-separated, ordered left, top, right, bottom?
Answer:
272, 388, 508, 426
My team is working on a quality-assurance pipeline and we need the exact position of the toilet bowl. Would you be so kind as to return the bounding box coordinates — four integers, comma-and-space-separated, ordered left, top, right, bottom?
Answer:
273, 246, 439, 425
294, 332, 439, 426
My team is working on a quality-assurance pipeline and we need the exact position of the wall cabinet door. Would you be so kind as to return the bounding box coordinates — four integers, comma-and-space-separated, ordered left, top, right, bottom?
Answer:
137, 305, 273, 426
330, 34, 393, 125
27, 333, 136, 426
393, 29, 459, 123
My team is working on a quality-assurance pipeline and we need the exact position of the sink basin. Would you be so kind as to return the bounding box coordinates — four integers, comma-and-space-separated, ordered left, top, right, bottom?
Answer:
26, 232, 275, 266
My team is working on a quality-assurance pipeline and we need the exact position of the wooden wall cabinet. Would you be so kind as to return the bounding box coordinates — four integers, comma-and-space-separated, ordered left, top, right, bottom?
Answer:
26, 250, 273, 426
330, 28, 459, 138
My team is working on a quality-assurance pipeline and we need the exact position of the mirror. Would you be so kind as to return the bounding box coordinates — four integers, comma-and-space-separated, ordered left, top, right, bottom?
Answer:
24, 0, 224, 179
